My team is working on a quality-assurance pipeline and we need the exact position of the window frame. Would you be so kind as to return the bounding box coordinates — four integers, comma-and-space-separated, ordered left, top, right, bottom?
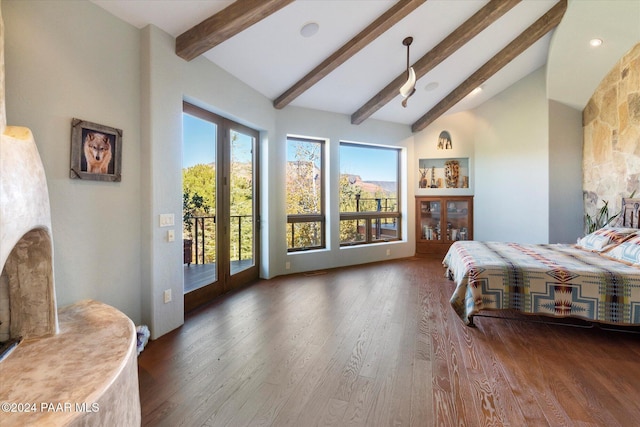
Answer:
286, 135, 326, 252
339, 141, 402, 246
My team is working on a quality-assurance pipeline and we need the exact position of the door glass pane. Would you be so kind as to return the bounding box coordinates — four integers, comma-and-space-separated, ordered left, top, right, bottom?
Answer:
182, 113, 217, 292
446, 200, 470, 242
230, 129, 255, 274
419, 200, 441, 241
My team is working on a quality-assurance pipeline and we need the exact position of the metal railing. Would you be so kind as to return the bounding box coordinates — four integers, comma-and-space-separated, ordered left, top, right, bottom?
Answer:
187, 214, 253, 264
284, 197, 399, 248
352, 196, 397, 214
340, 197, 399, 245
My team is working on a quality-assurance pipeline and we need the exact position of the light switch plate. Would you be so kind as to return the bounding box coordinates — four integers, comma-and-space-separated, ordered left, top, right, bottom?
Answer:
159, 213, 174, 227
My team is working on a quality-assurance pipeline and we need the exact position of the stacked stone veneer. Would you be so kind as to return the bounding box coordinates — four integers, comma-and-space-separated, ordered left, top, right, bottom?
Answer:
583, 42, 640, 219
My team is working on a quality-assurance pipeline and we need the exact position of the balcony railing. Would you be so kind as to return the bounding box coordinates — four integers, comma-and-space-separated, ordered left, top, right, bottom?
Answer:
340, 196, 399, 245
285, 197, 399, 250
352, 196, 396, 214
186, 214, 253, 265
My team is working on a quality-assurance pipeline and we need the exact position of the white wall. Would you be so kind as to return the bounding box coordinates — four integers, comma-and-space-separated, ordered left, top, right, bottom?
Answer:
4, 0, 142, 323
473, 67, 550, 243
141, 25, 278, 338
412, 110, 477, 197
412, 68, 557, 244
548, 100, 583, 243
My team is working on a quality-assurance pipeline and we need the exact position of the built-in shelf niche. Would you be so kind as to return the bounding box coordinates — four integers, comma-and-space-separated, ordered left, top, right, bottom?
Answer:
417, 157, 471, 195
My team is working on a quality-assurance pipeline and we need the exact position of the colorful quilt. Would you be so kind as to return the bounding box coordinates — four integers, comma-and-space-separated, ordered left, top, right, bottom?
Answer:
443, 241, 640, 326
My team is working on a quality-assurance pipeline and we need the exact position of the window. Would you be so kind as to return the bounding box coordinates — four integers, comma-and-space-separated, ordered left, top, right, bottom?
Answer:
339, 142, 401, 246
286, 136, 325, 251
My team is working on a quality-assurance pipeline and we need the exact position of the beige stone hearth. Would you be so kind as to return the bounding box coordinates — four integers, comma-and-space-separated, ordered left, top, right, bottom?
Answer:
0, 300, 141, 426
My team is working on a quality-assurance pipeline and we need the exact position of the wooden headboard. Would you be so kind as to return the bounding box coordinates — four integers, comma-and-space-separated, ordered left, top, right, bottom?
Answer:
620, 198, 640, 228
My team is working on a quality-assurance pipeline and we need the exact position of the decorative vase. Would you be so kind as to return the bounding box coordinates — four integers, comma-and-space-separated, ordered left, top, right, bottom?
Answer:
444, 160, 459, 188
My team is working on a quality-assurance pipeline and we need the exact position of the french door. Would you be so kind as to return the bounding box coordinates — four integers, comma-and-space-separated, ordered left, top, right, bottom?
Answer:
182, 102, 260, 312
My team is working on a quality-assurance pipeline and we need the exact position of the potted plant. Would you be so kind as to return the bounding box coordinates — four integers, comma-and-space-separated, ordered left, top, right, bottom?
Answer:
183, 190, 209, 265
585, 191, 636, 233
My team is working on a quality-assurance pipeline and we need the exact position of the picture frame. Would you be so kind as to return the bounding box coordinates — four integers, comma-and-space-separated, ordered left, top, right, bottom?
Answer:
70, 118, 122, 182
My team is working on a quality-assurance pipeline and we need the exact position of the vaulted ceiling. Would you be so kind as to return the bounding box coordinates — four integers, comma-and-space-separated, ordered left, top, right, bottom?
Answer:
90, 0, 630, 131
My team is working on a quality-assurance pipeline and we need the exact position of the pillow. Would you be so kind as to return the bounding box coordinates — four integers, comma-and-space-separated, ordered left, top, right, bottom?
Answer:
603, 234, 640, 265
575, 227, 638, 252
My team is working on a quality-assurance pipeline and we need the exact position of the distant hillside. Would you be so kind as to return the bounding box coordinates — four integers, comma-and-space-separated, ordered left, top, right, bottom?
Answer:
342, 174, 396, 195
366, 180, 396, 193
186, 163, 395, 196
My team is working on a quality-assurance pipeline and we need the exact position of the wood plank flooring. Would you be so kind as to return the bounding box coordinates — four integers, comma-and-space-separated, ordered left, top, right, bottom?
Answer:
138, 257, 640, 426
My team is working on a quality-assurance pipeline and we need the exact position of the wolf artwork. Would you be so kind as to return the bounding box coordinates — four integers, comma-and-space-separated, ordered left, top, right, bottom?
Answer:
83, 131, 112, 174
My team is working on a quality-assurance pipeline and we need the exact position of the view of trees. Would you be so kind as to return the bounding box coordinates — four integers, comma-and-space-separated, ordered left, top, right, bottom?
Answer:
182, 164, 216, 264
285, 138, 399, 249
229, 131, 255, 262
286, 139, 323, 249
185, 134, 399, 261
182, 133, 255, 265
338, 143, 400, 244
338, 174, 398, 244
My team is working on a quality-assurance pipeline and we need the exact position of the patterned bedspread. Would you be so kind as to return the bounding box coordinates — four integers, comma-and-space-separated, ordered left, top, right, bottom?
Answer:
443, 241, 640, 325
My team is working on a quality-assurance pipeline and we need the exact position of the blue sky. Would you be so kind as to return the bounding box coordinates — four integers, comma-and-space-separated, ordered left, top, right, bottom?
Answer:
183, 113, 215, 168
339, 144, 397, 182
184, 113, 397, 182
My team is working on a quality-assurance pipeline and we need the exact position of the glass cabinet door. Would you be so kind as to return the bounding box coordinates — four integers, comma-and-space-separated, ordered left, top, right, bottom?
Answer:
445, 199, 470, 242
419, 200, 442, 241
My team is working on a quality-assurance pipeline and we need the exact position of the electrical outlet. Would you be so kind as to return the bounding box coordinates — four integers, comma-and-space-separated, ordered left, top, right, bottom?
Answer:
167, 229, 175, 242
159, 213, 174, 227
163, 289, 172, 304
386, 249, 391, 256
285, 261, 291, 270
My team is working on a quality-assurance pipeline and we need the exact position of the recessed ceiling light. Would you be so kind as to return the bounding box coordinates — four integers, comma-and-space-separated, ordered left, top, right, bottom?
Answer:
424, 82, 439, 91
300, 22, 319, 38
470, 86, 483, 95
590, 38, 603, 47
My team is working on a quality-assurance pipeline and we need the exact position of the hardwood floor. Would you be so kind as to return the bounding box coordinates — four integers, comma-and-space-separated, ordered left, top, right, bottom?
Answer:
138, 257, 640, 426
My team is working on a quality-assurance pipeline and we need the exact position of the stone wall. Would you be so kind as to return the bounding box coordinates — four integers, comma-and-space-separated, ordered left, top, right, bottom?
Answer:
583, 42, 640, 220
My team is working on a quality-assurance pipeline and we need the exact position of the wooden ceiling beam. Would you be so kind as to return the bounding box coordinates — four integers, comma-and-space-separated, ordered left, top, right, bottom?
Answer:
176, 0, 295, 61
351, 0, 521, 125
273, 0, 426, 110
411, 0, 567, 133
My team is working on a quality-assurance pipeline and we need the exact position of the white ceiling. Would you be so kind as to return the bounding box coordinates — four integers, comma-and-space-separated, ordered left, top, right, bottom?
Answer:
548, 0, 640, 110
91, 0, 640, 126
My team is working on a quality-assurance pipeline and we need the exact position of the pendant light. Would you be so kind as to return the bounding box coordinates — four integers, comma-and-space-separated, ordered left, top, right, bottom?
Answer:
399, 36, 416, 107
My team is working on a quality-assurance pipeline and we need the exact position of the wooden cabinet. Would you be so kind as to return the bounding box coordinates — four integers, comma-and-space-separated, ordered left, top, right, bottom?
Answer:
415, 196, 473, 257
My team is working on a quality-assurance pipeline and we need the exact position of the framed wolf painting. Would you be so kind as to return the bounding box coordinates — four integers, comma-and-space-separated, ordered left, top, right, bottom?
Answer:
70, 118, 122, 182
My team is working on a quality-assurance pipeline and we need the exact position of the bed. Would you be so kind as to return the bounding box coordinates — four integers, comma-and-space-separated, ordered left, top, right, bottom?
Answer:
443, 198, 640, 326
